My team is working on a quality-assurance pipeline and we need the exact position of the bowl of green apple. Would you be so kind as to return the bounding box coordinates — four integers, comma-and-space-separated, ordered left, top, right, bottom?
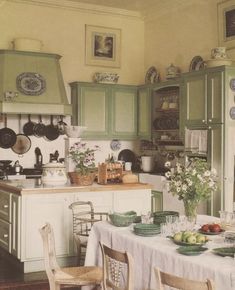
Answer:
169, 230, 209, 246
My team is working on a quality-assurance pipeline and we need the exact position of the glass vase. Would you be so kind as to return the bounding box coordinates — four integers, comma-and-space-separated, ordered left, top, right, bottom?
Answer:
183, 199, 199, 224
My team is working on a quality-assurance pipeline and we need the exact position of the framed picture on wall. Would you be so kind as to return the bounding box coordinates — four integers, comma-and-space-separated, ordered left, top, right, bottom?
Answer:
85, 25, 121, 67
218, 0, 235, 49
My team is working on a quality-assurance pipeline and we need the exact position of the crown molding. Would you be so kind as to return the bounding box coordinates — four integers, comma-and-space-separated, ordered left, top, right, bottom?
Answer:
8, 0, 144, 20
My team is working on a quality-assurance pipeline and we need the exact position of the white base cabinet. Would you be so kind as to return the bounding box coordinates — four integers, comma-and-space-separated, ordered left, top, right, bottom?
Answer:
0, 187, 151, 273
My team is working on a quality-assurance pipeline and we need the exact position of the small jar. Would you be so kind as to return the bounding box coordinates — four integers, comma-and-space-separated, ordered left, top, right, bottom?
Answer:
166, 63, 180, 79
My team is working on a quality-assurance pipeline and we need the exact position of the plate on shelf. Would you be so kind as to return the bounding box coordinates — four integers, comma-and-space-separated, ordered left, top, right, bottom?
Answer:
212, 247, 235, 257
110, 139, 121, 151
145, 66, 160, 84
177, 245, 208, 256
189, 56, 205, 71
153, 118, 161, 130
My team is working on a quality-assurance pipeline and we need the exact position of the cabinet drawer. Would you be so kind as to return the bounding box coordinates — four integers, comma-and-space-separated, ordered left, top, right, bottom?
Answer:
0, 219, 11, 252
0, 192, 11, 222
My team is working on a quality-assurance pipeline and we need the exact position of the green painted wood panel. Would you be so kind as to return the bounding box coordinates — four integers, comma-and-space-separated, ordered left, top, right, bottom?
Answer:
207, 71, 223, 124
80, 86, 109, 138
137, 87, 151, 139
184, 74, 207, 126
207, 124, 223, 217
111, 87, 137, 139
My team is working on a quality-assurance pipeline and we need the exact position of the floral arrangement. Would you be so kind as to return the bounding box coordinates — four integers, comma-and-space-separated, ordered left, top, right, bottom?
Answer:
68, 141, 100, 175
164, 158, 217, 203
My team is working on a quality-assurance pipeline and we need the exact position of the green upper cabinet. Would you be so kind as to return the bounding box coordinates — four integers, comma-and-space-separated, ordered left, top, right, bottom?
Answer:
183, 69, 224, 127
137, 86, 151, 139
69, 82, 138, 140
70, 82, 109, 138
111, 86, 137, 139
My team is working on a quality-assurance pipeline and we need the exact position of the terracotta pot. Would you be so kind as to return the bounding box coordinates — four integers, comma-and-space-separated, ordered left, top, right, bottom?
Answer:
68, 172, 95, 186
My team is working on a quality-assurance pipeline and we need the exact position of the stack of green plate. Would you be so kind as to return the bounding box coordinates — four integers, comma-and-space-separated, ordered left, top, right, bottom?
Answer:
177, 245, 208, 256
133, 223, 160, 236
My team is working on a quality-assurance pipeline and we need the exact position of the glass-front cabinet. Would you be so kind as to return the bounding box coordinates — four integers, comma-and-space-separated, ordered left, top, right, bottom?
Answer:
151, 81, 184, 146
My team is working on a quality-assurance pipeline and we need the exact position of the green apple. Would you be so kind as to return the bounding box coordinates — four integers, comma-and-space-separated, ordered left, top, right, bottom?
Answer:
173, 232, 183, 242
187, 235, 197, 244
196, 234, 206, 243
182, 231, 192, 242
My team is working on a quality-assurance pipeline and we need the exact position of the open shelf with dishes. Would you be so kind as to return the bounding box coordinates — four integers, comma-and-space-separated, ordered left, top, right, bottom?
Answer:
152, 85, 182, 145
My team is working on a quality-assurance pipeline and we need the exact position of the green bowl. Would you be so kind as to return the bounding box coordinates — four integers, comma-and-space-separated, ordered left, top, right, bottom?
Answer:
109, 211, 137, 227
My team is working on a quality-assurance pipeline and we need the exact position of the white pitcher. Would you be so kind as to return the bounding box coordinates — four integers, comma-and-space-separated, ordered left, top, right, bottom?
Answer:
141, 156, 155, 172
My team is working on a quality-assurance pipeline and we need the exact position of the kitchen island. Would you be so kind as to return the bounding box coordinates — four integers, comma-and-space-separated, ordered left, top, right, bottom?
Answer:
0, 179, 152, 273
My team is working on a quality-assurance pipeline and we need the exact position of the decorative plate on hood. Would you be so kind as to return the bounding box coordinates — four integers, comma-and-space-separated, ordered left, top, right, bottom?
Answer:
16, 72, 46, 95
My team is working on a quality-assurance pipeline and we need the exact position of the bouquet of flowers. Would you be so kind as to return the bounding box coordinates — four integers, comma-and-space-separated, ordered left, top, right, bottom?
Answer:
165, 158, 217, 204
68, 141, 100, 175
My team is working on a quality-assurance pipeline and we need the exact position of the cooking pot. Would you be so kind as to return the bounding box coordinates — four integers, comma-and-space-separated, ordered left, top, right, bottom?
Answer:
0, 115, 17, 149
41, 161, 67, 185
11, 114, 31, 155
57, 115, 67, 135
44, 115, 60, 141
33, 115, 46, 138
23, 114, 36, 136
141, 156, 155, 173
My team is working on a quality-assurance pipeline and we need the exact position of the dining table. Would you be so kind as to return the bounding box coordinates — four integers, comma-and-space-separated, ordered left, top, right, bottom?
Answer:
85, 215, 235, 290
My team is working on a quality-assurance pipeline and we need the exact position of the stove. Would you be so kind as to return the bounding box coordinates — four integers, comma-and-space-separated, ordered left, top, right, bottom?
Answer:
6, 168, 42, 179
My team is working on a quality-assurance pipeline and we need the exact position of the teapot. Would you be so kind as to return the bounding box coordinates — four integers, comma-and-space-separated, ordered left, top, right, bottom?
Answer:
41, 161, 67, 186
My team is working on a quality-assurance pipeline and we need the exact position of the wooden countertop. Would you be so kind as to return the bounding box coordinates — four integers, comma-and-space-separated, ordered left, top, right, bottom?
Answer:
0, 179, 153, 195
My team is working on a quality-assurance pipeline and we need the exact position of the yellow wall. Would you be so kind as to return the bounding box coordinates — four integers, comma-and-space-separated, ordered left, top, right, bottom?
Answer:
0, 0, 145, 90
144, 0, 234, 80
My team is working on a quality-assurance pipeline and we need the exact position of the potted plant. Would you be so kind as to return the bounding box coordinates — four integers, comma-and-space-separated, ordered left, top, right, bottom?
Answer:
164, 158, 217, 222
68, 141, 100, 185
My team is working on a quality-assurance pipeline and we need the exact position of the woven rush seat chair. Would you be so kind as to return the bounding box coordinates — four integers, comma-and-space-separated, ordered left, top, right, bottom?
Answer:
39, 223, 102, 290
154, 267, 215, 290
69, 200, 108, 265
100, 242, 134, 290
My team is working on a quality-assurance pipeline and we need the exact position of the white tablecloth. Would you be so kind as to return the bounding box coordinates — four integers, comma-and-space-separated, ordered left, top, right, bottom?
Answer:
85, 215, 235, 290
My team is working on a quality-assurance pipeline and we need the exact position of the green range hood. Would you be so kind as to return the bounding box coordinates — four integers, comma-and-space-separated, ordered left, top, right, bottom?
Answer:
0, 50, 71, 115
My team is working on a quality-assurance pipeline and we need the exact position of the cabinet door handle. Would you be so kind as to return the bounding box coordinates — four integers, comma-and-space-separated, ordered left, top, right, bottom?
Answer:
3, 234, 8, 238
3, 205, 9, 209
208, 126, 212, 130
208, 119, 212, 122
202, 119, 206, 123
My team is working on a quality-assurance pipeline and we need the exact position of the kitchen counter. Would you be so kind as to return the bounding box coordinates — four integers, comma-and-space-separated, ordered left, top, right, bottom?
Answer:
0, 178, 152, 273
0, 179, 153, 195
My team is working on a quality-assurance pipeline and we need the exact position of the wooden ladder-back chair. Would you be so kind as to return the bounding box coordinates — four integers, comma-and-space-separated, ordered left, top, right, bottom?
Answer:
69, 200, 108, 265
39, 223, 102, 290
100, 242, 134, 290
154, 267, 215, 290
